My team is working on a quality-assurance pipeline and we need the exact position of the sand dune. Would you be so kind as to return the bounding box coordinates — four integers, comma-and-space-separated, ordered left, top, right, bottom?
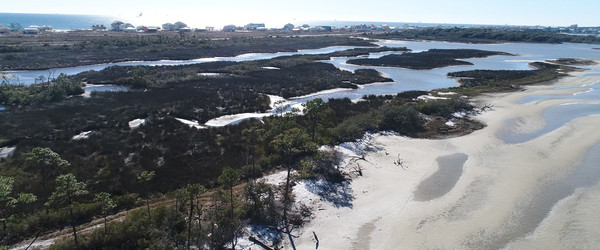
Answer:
292, 71, 600, 249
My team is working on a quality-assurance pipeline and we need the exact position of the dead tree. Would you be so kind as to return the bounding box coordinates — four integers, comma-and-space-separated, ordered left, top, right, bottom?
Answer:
313, 231, 320, 249
394, 154, 406, 169
249, 236, 274, 250
351, 162, 363, 176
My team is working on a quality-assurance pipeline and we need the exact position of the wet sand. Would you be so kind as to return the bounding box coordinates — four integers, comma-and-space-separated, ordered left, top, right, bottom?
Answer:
413, 153, 468, 201
292, 70, 600, 249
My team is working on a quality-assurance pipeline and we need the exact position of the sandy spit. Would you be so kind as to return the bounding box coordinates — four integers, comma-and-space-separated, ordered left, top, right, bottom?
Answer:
289, 72, 600, 249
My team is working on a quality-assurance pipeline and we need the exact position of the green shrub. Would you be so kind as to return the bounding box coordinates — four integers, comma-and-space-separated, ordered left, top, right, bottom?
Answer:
334, 111, 379, 142
416, 98, 473, 118
378, 103, 423, 135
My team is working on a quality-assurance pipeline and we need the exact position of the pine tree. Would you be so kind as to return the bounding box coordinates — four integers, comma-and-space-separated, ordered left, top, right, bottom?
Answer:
46, 174, 88, 246
184, 183, 206, 249
0, 176, 36, 232
94, 192, 116, 234
137, 170, 155, 221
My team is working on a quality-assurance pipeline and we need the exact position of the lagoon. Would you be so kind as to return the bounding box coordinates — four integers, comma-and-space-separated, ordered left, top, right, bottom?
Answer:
4, 46, 364, 85
7, 40, 600, 128
8, 41, 600, 87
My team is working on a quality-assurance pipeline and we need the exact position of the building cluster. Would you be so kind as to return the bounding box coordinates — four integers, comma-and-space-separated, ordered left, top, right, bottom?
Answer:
0, 23, 52, 34
1, 20, 599, 37
90, 21, 402, 33
102, 20, 204, 33
543, 24, 600, 36
219, 23, 372, 33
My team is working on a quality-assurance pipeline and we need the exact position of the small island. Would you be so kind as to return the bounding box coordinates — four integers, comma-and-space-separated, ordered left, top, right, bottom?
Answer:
447, 62, 578, 94
546, 58, 598, 65
346, 49, 513, 69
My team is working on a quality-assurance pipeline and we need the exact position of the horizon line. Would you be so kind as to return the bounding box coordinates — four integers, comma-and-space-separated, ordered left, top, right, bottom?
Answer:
1, 12, 596, 28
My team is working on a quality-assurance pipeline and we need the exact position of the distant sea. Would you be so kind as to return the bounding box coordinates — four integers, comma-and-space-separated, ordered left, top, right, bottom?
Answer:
0, 13, 115, 30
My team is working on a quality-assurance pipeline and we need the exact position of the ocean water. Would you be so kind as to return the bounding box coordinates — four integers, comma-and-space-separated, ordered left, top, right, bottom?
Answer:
0, 13, 114, 30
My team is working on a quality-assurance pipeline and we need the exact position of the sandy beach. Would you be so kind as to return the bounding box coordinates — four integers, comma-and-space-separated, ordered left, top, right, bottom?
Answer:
290, 70, 600, 249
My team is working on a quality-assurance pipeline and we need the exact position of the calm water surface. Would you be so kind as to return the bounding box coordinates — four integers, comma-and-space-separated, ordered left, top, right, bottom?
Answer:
285, 41, 600, 108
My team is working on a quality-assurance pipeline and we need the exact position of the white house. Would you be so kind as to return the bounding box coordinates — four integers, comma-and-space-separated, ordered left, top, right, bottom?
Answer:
23, 27, 40, 34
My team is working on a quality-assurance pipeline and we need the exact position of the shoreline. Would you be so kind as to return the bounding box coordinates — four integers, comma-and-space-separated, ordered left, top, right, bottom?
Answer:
292, 71, 600, 249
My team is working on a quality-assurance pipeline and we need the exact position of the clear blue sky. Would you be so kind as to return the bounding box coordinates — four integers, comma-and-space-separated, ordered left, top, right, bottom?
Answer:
2, 0, 598, 28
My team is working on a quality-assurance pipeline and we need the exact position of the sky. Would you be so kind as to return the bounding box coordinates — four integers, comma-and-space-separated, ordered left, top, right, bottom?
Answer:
2, 0, 599, 28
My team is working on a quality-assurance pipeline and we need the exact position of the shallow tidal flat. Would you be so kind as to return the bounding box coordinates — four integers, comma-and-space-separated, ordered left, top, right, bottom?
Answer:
294, 69, 600, 249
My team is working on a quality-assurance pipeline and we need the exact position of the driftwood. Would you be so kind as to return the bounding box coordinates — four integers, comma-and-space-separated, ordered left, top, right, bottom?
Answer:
25, 226, 46, 250
352, 162, 363, 176
313, 231, 320, 249
394, 154, 406, 169
249, 236, 274, 250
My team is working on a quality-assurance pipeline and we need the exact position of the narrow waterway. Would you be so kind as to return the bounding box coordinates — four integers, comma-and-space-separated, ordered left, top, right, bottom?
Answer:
4, 46, 365, 85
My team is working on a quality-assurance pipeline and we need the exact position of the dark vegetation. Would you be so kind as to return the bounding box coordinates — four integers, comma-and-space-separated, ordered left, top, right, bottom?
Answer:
75, 62, 391, 99
0, 46, 421, 248
0, 33, 581, 248
0, 33, 376, 70
72, 47, 398, 98
0, 57, 482, 248
347, 49, 512, 69
1, 47, 397, 109
370, 27, 600, 44
1, 90, 482, 248
447, 62, 579, 95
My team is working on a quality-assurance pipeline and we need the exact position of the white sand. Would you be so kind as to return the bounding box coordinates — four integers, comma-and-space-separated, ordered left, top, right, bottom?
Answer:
288, 72, 600, 249
204, 113, 271, 127
203, 94, 286, 127
128, 118, 146, 129
0, 146, 16, 159
289, 88, 355, 100
175, 118, 206, 129
72, 131, 92, 140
